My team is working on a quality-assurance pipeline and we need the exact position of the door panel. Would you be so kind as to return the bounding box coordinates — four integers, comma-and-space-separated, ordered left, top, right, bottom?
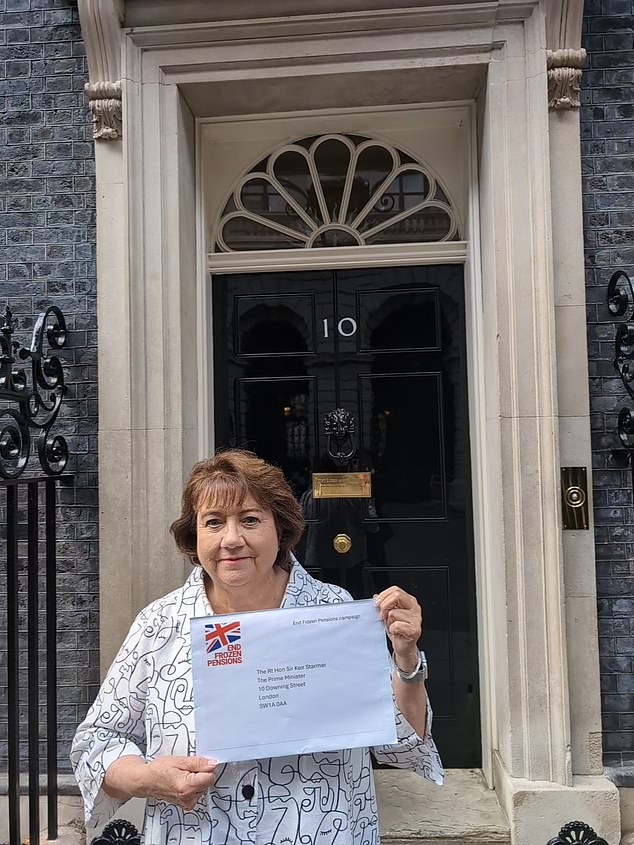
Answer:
213, 265, 480, 766
357, 287, 441, 352
237, 376, 318, 498
357, 372, 446, 519
235, 292, 317, 356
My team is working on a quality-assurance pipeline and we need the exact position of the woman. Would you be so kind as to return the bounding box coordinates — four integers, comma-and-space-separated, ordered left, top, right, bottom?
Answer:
71, 450, 442, 845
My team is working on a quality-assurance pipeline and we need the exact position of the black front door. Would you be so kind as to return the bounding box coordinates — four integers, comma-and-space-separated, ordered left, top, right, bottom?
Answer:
213, 265, 480, 766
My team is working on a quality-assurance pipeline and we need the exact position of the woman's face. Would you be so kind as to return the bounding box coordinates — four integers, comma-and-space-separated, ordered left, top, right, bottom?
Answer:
196, 493, 281, 594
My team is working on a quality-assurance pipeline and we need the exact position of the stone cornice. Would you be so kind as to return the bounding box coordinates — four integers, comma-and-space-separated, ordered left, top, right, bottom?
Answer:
123, 2, 540, 48
123, 0, 538, 33
84, 1, 586, 118
78, 0, 124, 140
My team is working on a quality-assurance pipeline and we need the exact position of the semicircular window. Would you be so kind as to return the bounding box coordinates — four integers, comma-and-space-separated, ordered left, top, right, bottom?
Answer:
214, 134, 460, 252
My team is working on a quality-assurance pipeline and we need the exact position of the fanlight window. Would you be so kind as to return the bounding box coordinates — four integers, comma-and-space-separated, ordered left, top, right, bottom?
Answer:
214, 134, 460, 252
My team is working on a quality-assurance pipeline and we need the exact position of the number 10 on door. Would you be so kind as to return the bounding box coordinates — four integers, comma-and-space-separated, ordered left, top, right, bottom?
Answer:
323, 317, 358, 338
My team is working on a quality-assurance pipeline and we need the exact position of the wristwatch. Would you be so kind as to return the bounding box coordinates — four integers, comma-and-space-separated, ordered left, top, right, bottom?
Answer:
392, 650, 428, 683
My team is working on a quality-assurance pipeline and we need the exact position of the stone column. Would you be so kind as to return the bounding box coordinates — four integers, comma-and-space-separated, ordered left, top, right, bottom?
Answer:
545, 0, 604, 781
77, 0, 131, 670
477, 3, 620, 841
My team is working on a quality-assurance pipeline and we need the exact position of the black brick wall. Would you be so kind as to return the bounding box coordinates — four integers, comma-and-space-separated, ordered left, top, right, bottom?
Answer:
582, 0, 634, 767
0, 0, 98, 773
1, 0, 632, 779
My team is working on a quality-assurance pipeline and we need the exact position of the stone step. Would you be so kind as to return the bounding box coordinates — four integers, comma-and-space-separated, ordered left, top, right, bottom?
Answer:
381, 833, 508, 845
377, 769, 511, 845
4, 770, 511, 845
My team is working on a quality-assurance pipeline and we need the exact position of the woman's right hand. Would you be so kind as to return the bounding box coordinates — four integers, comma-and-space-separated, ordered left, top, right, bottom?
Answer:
104, 754, 218, 810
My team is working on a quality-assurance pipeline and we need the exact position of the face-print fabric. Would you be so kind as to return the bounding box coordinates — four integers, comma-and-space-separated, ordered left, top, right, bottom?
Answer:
71, 562, 443, 845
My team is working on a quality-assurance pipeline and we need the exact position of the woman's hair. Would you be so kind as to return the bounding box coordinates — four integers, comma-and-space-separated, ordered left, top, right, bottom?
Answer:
170, 449, 305, 571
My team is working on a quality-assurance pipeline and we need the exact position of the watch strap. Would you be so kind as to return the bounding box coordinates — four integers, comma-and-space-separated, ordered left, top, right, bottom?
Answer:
392, 650, 428, 683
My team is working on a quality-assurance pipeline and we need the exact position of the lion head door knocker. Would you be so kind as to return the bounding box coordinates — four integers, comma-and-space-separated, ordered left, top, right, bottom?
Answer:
324, 408, 356, 468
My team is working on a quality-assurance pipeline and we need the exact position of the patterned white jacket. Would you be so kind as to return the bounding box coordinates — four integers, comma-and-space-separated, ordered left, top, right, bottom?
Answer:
71, 562, 443, 845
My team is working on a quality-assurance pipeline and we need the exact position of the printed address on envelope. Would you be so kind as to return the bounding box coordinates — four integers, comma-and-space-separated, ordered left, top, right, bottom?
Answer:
191, 599, 396, 762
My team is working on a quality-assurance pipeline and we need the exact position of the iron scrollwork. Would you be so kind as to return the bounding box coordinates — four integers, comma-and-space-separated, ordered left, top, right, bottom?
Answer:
546, 820, 609, 845
608, 270, 634, 400
607, 270, 634, 471
90, 819, 142, 845
0, 304, 68, 479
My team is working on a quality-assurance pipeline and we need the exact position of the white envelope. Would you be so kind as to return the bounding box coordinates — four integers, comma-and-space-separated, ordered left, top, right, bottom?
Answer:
191, 599, 396, 762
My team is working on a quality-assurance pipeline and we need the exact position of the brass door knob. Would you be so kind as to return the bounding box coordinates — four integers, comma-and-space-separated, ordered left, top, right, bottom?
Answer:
333, 533, 352, 554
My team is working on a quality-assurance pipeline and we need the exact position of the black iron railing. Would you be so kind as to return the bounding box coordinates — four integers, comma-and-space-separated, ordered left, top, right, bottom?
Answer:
607, 270, 634, 483
3, 474, 69, 845
0, 304, 68, 480
1, 304, 70, 845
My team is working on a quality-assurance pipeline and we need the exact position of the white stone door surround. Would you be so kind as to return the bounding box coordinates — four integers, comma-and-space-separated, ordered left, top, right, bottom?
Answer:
81, 1, 620, 842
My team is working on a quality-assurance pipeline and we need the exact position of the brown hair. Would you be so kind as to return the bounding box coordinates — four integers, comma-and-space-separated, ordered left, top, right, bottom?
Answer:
170, 449, 305, 571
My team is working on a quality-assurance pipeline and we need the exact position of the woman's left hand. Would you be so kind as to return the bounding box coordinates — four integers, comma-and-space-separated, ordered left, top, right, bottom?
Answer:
374, 586, 422, 673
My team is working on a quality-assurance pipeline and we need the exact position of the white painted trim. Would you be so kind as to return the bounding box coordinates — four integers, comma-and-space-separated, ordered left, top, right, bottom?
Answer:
199, 103, 470, 514
202, 103, 469, 252
196, 117, 212, 461
214, 133, 459, 252
198, 103, 475, 763
463, 101, 493, 787
199, 99, 476, 128
141, 26, 496, 89
207, 242, 467, 274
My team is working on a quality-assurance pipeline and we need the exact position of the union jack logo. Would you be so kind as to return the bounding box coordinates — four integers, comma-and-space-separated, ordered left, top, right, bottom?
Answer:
205, 620, 241, 653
